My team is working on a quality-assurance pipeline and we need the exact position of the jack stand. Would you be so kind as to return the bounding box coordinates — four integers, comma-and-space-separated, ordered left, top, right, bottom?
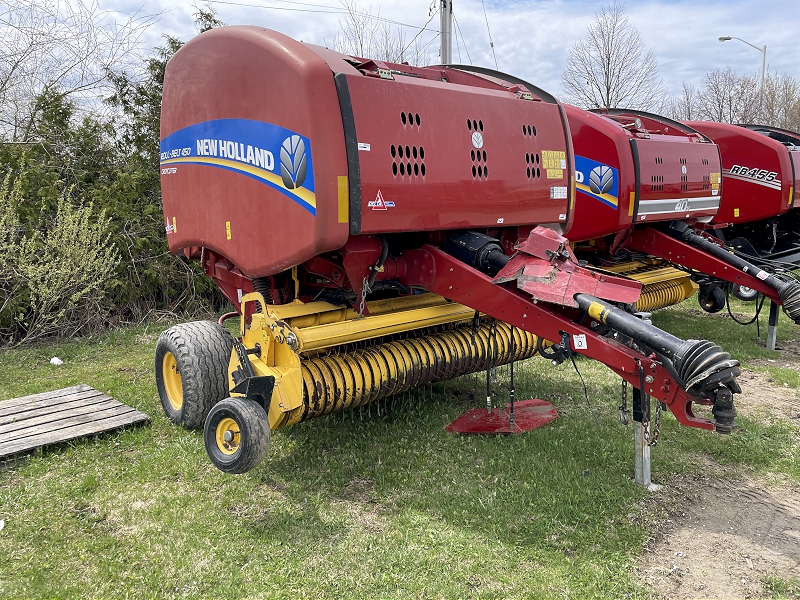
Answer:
633, 387, 662, 491
767, 300, 779, 351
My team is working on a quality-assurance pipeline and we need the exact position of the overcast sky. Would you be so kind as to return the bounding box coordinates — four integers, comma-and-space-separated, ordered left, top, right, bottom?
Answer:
105, 0, 799, 98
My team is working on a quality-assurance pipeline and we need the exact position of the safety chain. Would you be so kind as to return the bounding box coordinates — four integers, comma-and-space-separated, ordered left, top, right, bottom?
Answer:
358, 276, 370, 317
620, 374, 661, 446
643, 399, 662, 447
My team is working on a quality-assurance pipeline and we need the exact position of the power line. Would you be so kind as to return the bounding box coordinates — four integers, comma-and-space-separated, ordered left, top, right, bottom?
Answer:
452, 11, 472, 65
481, 0, 498, 70
401, 0, 439, 57
207, 0, 440, 34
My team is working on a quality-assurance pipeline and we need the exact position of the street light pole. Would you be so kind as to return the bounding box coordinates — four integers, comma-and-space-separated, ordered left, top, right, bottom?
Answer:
718, 36, 767, 112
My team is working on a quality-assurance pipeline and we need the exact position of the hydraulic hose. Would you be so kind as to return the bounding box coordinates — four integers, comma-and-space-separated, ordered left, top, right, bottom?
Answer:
670, 221, 800, 323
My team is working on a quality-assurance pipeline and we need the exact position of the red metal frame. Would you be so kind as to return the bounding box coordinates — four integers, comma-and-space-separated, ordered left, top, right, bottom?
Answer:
400, 245, 715, 431
626, 227, 781, 303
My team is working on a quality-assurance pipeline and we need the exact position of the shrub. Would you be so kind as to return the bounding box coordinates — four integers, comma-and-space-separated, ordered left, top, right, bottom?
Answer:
0, 171, 120, 345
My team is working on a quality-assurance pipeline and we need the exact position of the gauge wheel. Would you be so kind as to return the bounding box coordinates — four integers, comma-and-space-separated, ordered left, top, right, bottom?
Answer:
698, 285, 726, 313
154, 321, 234, 428
204, 397, 271, 474
732, 284, 759, 302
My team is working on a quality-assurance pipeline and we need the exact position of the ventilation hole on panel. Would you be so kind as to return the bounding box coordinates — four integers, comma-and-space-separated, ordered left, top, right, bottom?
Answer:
421, 163, 426, 176
420, 147, 425, 159
415, 113, 420, 126
536, 167, 541, 178
400, 162, 405, 175
527, 167, 531, 178
522, 124, 527, 135
414, 163, 419, 176
526, 153, 530, 164
392, 162, 398, 175
484, 166, 488, 178
477, 152, 482, 163
401, 113, 407, 125
412, 146, 417, 159
391, 145, 396, 158
408, 113, 413, 125
468, 119, 472, 130
405, 145, 410, 158
472, 165, 477, 177
532, 125, 536, 136
536, 153, 540, 164
478, 165, 483, 177
479, 120, 483, 131
406, 162, 411, 175
398, 145, 404, 158
473, 119, 478, 131
528, 125, 533, 136
471, 149, 476, 161
482, 150, 486, 161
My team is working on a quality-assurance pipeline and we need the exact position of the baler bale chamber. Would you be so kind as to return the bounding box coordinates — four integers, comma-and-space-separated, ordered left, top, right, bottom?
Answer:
155, 26, 742, 474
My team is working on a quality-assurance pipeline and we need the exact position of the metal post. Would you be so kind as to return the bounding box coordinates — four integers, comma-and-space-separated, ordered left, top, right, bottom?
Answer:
767, 299, 779, 351
632, 387, 662, 491
440, 0, 452, 64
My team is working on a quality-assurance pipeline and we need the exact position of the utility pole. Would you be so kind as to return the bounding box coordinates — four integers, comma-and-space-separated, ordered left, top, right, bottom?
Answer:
440, 0, 452, 64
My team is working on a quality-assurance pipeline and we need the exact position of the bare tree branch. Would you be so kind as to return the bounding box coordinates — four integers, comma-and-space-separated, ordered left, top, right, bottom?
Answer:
0, 0, 156, 142
560, 0, 668, 111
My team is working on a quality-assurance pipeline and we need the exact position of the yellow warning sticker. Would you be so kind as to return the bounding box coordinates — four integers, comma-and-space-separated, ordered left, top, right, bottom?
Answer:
547, 168, 564, 179
172, 216, 177, 234
587, 301, 607, 322
542, 150, 567, 171
734, 208, 740, 218
226, 221, 232, 240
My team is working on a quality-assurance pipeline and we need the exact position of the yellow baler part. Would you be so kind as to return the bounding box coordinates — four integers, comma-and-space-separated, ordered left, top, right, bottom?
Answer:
295, 303, 476, 352
271, 293, 451, 328
635, 278, 698, 312
296, 321, 538, 425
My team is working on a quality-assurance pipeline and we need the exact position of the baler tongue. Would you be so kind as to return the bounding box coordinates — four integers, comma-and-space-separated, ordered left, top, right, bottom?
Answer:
493, 226, 641, 306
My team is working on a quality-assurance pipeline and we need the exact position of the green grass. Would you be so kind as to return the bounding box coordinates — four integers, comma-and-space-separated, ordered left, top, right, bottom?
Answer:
0, 299, 798, 598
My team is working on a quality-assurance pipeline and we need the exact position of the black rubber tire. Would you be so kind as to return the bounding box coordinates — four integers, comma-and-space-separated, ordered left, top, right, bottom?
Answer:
204, 397, 271, 474
154, 321, 234, 428
732, 284, 759, 302
698, 285, 726, 313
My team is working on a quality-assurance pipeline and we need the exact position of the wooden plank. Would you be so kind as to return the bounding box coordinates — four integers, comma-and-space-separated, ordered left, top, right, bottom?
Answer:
0, 411, 150, 456
0, 385, 150, 459
1, 399, 127, 436
0, 384, 94, 409
0, 390, 108, 421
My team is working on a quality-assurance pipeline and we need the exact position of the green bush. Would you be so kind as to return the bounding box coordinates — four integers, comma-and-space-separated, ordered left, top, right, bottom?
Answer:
0, 172, 120, 344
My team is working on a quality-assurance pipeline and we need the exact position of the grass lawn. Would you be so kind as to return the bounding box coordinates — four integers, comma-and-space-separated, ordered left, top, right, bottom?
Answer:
1, 299, 798, 598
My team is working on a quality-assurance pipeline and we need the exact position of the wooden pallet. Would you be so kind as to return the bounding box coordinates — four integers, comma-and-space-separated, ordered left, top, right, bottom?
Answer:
0, 384, 150, 459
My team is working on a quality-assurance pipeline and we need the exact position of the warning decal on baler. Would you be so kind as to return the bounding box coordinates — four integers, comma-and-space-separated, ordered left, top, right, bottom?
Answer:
159, 119, 317, 216
574, 156, 619, 209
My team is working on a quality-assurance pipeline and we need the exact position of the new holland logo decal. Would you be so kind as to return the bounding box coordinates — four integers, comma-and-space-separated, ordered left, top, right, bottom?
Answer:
159, 119, 317, 216
575, 155, 619, 209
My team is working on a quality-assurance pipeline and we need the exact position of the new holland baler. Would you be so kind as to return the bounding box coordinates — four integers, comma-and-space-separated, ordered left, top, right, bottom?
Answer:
155, 26, 741, 474
565, 107, 800, 321
684, 122, 800, 302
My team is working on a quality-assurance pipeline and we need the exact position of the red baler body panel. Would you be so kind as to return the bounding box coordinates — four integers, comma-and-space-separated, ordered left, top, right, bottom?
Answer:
160, 27, 350, 278
160, 27, 571, 278
685, 121, 795, 226
345, 74, 571, 233
566, 107, 721, 242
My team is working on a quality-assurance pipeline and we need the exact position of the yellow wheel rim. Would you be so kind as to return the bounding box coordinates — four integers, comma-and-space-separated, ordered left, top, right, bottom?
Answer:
215, 417, 241, 455
162, 352, 183, 411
